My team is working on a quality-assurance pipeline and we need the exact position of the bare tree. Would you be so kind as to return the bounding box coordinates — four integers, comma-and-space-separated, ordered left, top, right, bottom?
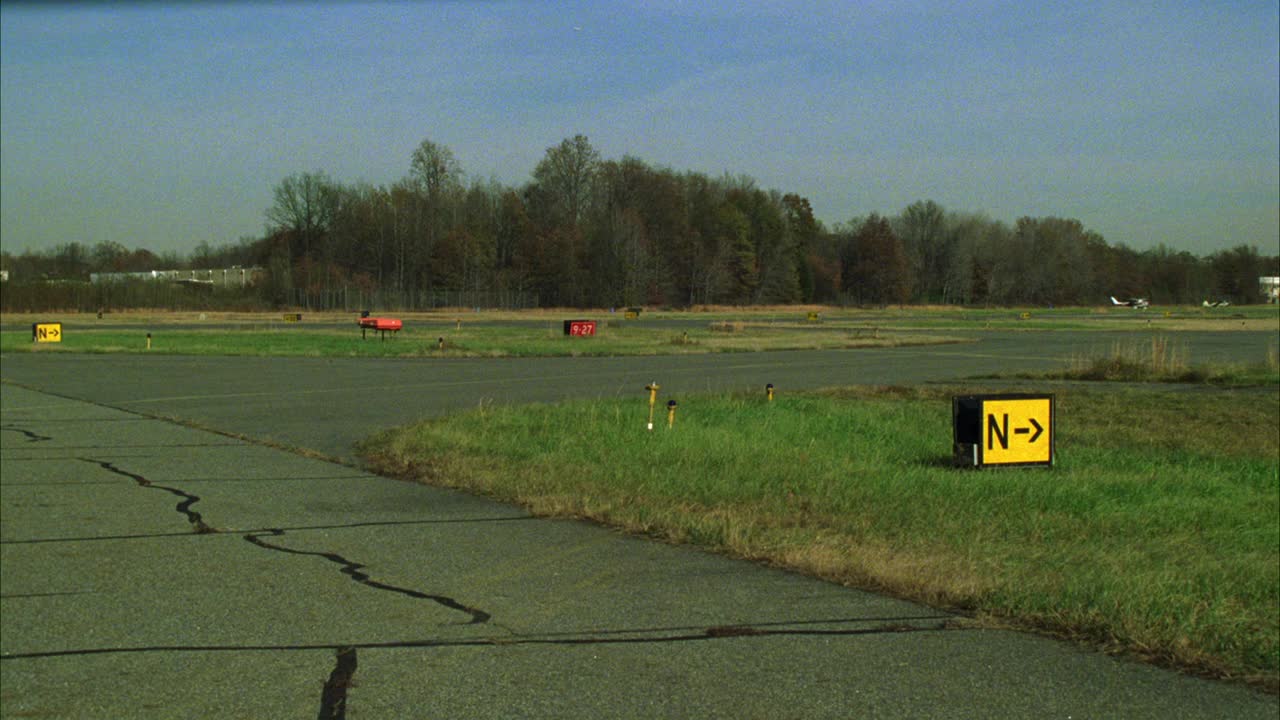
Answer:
266, 171, 338, 301
410, 139, 463, 200
408, 139, 464, 290
533, 134, 599, 227
895, 200, 947, 302
266, 171, 334, 238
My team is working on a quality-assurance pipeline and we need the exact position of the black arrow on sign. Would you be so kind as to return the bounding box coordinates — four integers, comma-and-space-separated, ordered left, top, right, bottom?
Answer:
1013, 418, 1044, 443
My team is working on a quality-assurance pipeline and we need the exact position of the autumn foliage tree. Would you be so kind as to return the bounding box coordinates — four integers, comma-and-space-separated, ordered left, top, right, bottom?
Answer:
842, 214, 911, 305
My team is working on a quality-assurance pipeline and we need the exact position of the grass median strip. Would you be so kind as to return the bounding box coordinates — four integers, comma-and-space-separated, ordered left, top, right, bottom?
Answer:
0, 325, 965, 358
359, 384, 1280, 688
1004, 335, 1280, 387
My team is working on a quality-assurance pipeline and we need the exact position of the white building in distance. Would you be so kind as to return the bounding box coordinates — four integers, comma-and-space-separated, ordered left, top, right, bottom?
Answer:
90, 267, 262, 287
1261, 276, 1280, 303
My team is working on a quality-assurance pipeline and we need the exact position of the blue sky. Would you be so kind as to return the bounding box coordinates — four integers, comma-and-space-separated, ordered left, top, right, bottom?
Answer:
2, 0, 1276, 258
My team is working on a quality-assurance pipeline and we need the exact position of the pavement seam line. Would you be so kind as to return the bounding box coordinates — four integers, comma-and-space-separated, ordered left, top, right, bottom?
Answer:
0, 620, 966, 660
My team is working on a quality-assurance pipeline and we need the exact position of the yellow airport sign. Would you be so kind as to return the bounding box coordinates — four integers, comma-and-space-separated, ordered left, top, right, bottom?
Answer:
32, 322, 62, 343
953, 394, 1054, 468
982, 397, 1052, 465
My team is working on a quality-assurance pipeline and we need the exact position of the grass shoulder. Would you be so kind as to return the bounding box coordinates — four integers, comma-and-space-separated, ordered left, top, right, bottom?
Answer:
359, 383, 1280, 690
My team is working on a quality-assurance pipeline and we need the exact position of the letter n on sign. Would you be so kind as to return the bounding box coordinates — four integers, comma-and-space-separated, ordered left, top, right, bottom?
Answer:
32, 322, 63, 344
952, 394, 1054, 468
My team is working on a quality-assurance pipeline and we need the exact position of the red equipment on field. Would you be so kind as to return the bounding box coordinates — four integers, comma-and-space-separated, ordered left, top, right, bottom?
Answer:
358, 315, 402, 340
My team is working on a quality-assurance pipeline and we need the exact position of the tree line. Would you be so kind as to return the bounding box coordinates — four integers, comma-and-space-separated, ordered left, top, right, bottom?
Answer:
4, 134, 1277, 309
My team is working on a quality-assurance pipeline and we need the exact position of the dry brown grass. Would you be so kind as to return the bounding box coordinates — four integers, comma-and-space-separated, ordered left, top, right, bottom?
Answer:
708, 320, 746, 332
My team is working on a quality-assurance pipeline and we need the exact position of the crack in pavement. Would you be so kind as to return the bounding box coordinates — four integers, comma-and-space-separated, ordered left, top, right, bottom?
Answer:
317, 647, 357, 720
0, 618, 965, 660
0, 590, 96, 599
6, 443, 241, 451
80, 458, 216, 534
1, 530, 215, 545
1, 479, 151, 486
0, 474, 388, 485
0, 417, 149, 424
67, 457, 493, 625
243, 528, 491, 625
0, 516, 537, 546
1, 425, 53, 442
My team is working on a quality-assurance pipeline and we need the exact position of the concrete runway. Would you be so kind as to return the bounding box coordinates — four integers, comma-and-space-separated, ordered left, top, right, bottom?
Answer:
2, 332, 1276, 718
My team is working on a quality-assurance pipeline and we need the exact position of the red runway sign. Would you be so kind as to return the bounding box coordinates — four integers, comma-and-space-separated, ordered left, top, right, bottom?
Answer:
564, 320, 597, 337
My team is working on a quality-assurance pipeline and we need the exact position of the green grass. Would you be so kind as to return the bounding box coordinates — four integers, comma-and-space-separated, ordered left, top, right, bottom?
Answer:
360, 384, 1280, 688
3, 304, 1274, 357
0, 324, 965, 358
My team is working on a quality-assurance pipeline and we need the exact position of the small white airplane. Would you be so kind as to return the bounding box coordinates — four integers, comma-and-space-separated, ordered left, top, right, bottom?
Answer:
1110, 296, 1150, 309
1202, 299, 1230, 308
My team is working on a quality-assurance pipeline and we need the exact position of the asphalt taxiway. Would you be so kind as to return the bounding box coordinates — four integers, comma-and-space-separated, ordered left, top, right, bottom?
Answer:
2, 334, 1275, 718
